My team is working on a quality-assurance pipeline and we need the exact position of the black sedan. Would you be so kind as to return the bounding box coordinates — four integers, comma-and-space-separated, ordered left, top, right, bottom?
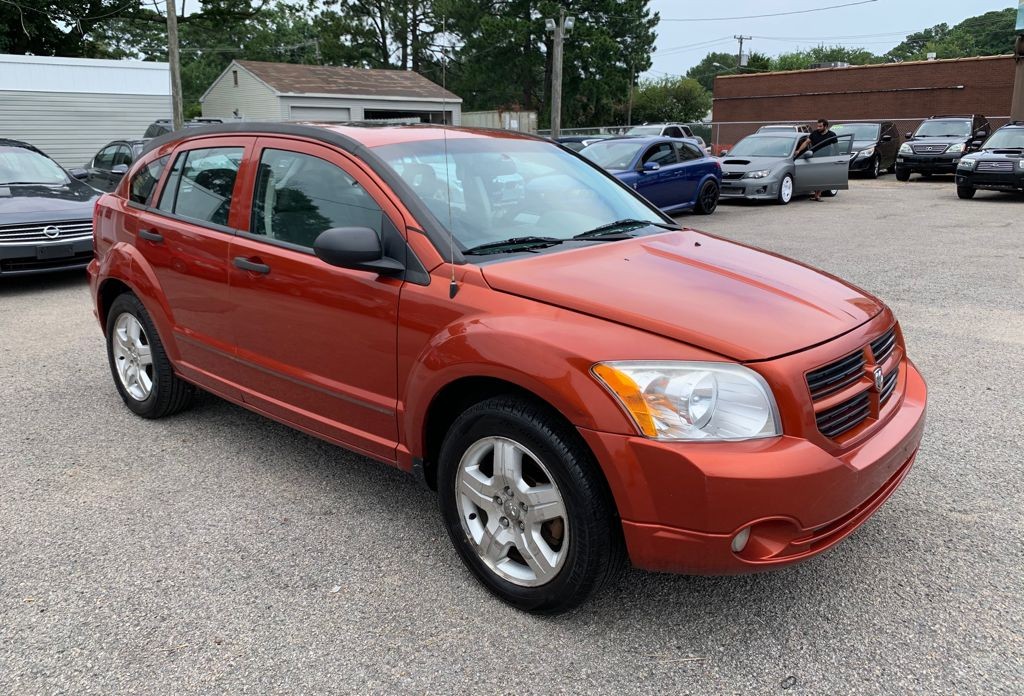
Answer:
0, 139, 99, 275
85, 139, 148, 192
832, 122, 901, 178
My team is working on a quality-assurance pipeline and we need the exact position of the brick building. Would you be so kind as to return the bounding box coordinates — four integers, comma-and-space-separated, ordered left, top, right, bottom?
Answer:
711, 55, 1014, 150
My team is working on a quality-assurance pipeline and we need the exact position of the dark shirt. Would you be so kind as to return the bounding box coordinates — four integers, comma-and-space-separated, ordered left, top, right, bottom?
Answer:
808, 128, 838, 151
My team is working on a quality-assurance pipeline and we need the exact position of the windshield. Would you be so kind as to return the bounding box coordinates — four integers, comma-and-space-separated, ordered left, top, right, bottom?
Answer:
0, 147, 69, 185
374, 137, 663, 252
727, 135, 795, 158
626, 126, 662, 136
832, 123, 880, 140
981, 128, 1024, 149
578, 140, 644, 170
915, 120, 971, 138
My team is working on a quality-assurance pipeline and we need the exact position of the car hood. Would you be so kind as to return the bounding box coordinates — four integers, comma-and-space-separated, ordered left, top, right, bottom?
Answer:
719, 156, 787, 172
0, 181, 99, 225
909, 135, 969, 145
480, 230, 884, 361
852, 140, 876, 150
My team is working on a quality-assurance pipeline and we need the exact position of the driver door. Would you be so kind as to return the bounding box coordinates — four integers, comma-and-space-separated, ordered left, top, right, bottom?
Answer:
634, 142, 680, 208
794, 134, 852, 192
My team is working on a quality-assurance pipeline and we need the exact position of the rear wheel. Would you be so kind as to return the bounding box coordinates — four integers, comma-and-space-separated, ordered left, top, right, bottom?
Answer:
895, 167, 911, 182
438, 395, 623, 614
694, 180, 719, 214
957, 185, 976, 199
776, 174, 794, 205
105, 293, 193, 418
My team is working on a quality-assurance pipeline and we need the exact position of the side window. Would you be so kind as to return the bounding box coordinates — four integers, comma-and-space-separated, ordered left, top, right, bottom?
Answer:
666, 127, 683, 138
113, 145, 132, 167
155, 146, 243, 226
674, 142, 703, 161
129, 156, 169, 206
642, 143, 677, 167
250, 149, 383, 249
94, 146, 118, 169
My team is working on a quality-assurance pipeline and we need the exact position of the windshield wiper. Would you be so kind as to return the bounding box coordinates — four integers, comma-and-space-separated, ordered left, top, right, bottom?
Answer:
573, 218, 679, 240
463, 236, 564, 255
1, 181, 64, 185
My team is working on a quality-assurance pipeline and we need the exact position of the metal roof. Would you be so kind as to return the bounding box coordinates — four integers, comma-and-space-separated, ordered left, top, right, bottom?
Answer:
232, 60, 461, 102
0, 53, 170, 95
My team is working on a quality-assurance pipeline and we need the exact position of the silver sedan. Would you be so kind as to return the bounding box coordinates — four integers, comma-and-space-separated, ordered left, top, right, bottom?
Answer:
719, 132, 851, 204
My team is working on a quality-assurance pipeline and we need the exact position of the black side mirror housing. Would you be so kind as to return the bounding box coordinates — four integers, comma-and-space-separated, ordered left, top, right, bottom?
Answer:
881, 134, 892, 142
314, 227, 404, 275
68, 168, 89, 180
970, 139, 985, 149
904, 131, 913, 139
111, 164, 129, 176
976, 130, 988, 138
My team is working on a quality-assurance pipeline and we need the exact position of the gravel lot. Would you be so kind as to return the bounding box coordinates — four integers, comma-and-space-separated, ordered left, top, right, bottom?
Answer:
1, 177, 1021, 695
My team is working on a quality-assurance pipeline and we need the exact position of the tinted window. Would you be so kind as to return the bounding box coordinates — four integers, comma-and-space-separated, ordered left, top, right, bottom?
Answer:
250, 149, 382, 249
832, 123, 880, 140
129, 156, 169, 206
156, 147, 242, 226
643, 143, 677, 166
915, 120, 971, 138
674, 142, 703, 161
113, 146, 132, 167
94, 146, 118, 169
665, 127, 683, 138
144, 123, 170, 138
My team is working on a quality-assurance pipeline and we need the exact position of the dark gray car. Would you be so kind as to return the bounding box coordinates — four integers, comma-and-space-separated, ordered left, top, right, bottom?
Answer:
85, 139, 148, 192
719, 132, 851, 204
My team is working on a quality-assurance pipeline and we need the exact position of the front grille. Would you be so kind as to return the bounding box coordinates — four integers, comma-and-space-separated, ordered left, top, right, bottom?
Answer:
912, 144, 949, 154
806, 350, 865, 400
722, 171, 745, 180
816, 392, 871, 439
0, 250, 93, 273
976, 161, 1014, 172
880, 366, 899, 405
0, 220, 93, 245
870, 327, 896, 365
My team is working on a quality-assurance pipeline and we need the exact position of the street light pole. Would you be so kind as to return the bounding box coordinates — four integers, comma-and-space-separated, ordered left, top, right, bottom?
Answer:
546, 9, 575, 139
166, 0, 184, 130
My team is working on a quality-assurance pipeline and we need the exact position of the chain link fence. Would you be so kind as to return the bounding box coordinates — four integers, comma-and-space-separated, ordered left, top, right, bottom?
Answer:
541, 117, 1011, 154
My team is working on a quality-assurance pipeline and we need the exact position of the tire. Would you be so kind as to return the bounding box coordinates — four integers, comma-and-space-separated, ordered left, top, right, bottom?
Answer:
437, 395, 623, 614
105, 293, 193, 418
867, 156, 880, 179
822, 189, 839, 198
776, 174, 794, 205
895, 167, 910, 182
957, 186, 976, 199
694, 180, 719, 214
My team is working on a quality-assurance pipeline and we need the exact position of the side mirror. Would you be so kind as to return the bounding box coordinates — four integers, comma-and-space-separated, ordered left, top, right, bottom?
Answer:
641, 161, 661, 173
881, 134, 892, 142
976, 130, 988, 138
719, 149, 730, 156
111, 164, 129, 176
904, 131, 913, 139
313, 227, 404, 275
68, 168, 89, 180
970, 139, 985, 149
801, 150, 813, 159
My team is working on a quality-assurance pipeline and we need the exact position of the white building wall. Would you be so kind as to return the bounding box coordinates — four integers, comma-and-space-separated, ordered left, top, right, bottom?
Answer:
200, 65, 284, 121
0, 54, 171, 167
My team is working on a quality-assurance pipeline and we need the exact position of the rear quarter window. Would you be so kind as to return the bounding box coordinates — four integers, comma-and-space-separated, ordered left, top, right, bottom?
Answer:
129, 156, 169, 206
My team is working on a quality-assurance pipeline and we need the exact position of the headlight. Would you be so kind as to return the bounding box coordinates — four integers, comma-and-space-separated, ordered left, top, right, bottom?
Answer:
958, 159, 976, 170
858, 146, 875, 158
946, 143, 965, 154
1018, 159, 1024, 170
899, 143, 912, 154
743, 169, 771, 179
592, 361, 781, 441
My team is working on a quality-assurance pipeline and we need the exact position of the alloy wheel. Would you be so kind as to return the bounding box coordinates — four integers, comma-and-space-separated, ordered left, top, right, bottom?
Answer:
780, 176, 793, 203
455, 436, 569, 587
111, 312, 154, 401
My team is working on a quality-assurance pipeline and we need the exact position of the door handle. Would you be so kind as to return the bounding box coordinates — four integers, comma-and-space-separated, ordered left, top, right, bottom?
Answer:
138, 229, 163, 243
233, 256, 271, 275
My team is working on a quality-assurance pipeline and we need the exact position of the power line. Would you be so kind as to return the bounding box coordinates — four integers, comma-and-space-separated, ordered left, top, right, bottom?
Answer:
611, 0, 879, 23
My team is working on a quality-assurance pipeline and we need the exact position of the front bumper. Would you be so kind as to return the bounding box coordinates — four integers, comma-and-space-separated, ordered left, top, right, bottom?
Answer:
896, 154, 960, 174
0, 236, 94, 275
848, 154, 876, 172
579, 359, 927, 575
956, 170, 1024, 191
719, 177, 779, 200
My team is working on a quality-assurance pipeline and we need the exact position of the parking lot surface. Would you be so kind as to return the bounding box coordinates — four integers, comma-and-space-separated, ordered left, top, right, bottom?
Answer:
1, 178, 1021, 695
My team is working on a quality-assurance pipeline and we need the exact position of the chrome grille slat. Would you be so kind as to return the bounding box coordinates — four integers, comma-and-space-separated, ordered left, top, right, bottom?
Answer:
976, 161, 1014, 172
0, 220, 93, 244
911, 144, 948, 154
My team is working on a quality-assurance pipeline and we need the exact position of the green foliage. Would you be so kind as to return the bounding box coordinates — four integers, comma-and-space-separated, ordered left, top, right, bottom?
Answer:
769, 45, 880, 71
629, 76, 711, 124
685, 51, 771, 92
885, 8, 1016, 61
0, 1, 144, 56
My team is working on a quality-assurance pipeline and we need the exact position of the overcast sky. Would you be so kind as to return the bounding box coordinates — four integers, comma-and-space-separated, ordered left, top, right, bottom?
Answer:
644, 0, 1016, 78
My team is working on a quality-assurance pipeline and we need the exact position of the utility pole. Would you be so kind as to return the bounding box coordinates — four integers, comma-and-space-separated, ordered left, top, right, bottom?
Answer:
1013, 1, 1024, 120
627, 60, 635, 127
546, 9, 575, 139
166, 0, 184, 130
734, 35, 751, 68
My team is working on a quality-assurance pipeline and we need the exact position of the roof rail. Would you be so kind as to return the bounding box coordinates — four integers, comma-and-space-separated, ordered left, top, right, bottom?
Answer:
929, 114, 974, 119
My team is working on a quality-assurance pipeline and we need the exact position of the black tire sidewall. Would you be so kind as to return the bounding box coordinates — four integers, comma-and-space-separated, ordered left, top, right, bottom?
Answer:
437, 398, 613, 613
696, 180, 719, 214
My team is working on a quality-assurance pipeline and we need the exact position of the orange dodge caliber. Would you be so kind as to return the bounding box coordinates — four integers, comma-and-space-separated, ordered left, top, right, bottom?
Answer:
89, 123, 927, 613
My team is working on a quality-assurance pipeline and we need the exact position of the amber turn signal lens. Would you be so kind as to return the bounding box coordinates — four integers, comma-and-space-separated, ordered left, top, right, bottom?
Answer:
592, 363, 658, 437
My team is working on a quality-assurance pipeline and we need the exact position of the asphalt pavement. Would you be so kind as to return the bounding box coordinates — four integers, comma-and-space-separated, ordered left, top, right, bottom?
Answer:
1, 177, 1021, 695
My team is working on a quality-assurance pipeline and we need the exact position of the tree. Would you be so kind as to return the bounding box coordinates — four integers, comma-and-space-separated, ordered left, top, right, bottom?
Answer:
886, 8, 1016, 62
770, 45, 879, 71
687, 50, 771, 92
629, 76, 710, 124
0, 1, 147, 56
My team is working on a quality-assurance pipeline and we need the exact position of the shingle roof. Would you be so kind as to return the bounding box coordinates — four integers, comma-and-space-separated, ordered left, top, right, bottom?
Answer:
235, 60, 460, 101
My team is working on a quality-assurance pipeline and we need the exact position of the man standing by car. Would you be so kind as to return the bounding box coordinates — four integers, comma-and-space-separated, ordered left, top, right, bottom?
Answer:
795, 119, 838, 201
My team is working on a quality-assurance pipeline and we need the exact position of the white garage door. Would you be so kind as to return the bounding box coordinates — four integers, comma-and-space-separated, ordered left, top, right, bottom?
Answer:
289, 106, 351, 122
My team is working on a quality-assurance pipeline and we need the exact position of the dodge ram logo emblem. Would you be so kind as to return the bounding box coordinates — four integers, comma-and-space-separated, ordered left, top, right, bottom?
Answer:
873, 367, 884, 392
42, 225, 61, 239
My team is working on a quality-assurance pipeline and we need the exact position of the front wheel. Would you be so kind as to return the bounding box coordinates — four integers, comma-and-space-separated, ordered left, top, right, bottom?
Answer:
867, 156, 881, 179
895, 167, 911, 182
776, 174, 794, 205
957, 185, 976, 199
694, 180, 719, 214
105, 293, 193, 418
438, 396, 623, 614
822, 189, 838, 198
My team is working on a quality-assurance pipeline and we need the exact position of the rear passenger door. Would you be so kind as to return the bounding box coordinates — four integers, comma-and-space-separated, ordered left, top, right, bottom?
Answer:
672, 141, 706, 205
129, 136, 253, 392
225, 137, 402, 461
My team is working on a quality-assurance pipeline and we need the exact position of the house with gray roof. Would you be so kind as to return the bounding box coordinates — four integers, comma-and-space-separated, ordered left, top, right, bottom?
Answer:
200, 60, 461, 125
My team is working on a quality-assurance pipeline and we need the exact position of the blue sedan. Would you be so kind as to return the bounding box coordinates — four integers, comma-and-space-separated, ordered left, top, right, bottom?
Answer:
578, 136, 721, 214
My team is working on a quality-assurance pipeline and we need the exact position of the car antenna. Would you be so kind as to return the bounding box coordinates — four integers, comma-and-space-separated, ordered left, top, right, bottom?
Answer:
441, 16, 458, 299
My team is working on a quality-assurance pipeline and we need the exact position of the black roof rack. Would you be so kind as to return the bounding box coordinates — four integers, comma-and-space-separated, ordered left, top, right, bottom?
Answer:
929, 114, 975, 119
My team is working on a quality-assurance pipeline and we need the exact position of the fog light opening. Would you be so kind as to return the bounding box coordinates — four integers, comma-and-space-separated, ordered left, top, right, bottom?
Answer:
731, 526, 751, 553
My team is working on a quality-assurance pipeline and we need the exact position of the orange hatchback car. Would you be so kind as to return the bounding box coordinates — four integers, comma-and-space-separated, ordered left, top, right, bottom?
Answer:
89, 123, 927, 613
